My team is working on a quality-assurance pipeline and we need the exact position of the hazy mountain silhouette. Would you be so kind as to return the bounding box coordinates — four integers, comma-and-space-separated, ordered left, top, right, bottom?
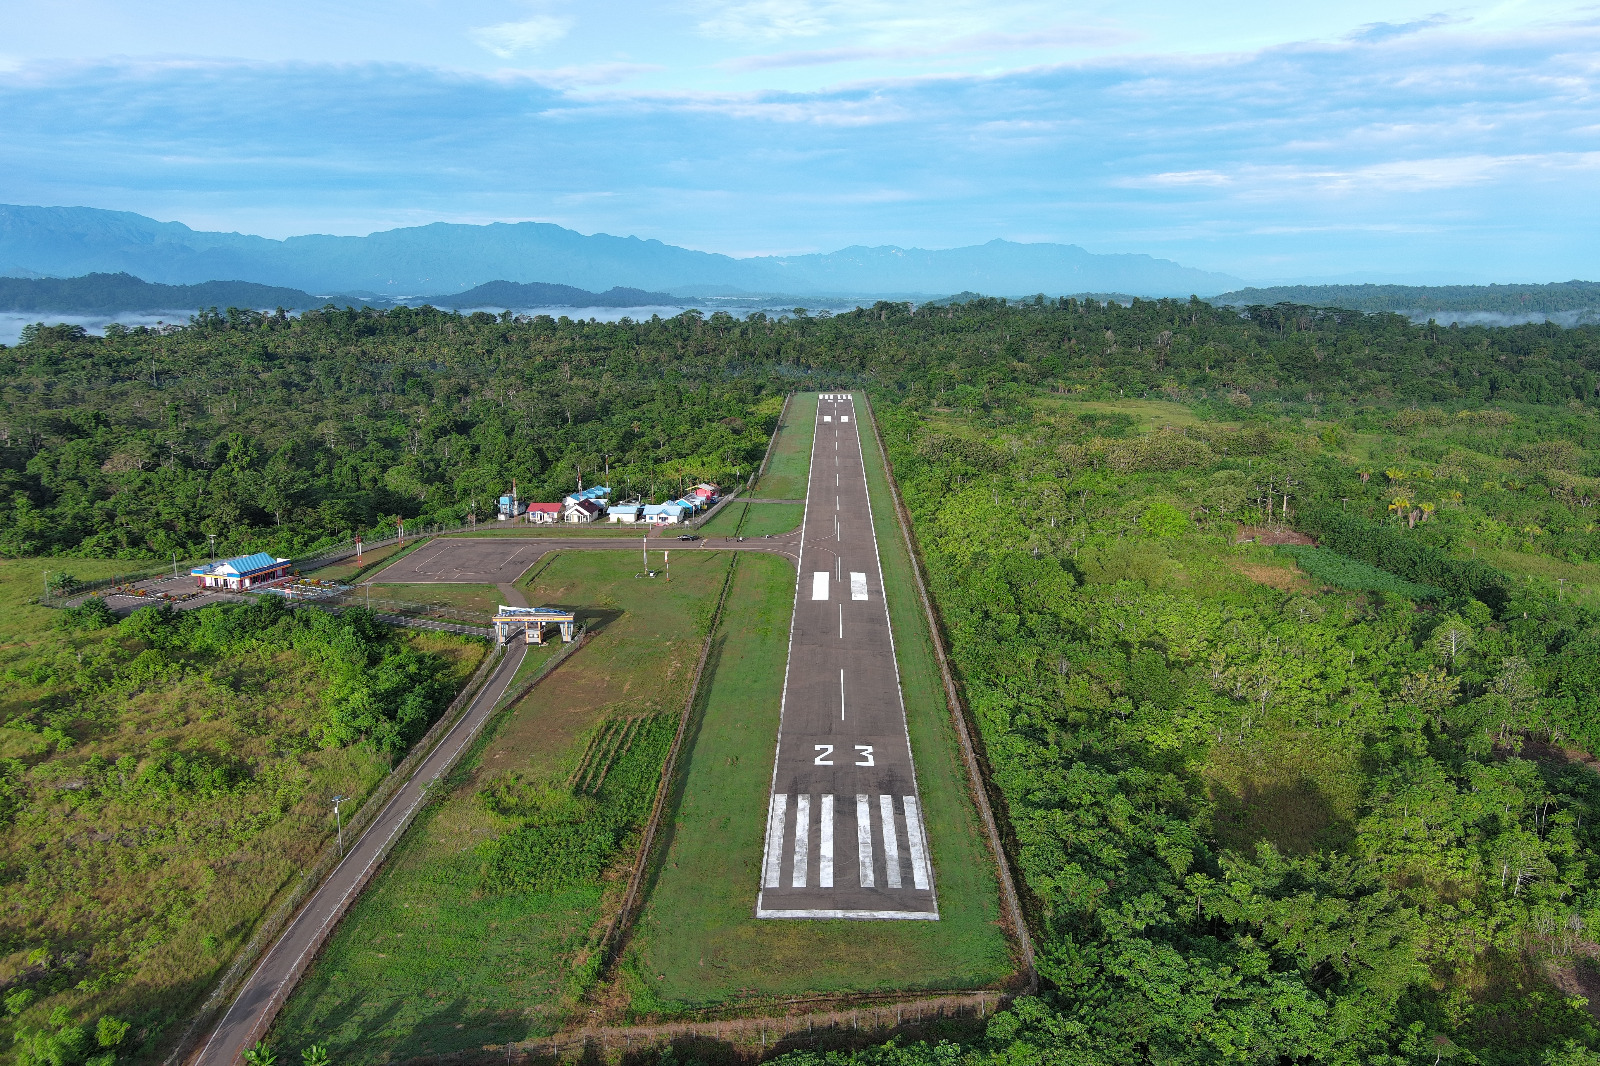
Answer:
0, 205, 1243, 298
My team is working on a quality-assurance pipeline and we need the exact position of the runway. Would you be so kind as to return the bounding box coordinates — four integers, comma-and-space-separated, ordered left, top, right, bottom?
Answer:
756, 393, 937, 920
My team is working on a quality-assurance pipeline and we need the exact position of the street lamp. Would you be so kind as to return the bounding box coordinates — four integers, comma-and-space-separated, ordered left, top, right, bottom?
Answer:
208, 533, 217, 564
332, 795, 348, 856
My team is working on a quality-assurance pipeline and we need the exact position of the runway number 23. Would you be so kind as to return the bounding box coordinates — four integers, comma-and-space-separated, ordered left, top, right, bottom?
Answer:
814, 744, 875, 766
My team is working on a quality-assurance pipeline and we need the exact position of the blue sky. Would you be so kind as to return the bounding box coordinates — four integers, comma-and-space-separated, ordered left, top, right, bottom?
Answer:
2, 0, 1598, 282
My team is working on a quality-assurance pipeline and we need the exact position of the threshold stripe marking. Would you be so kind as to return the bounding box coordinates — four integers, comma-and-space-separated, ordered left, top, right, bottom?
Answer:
879, 794, 902, 889
763, 794, 787, 889
820, 794, 834, 888
792, 794, 810, 888
903, 796, 930, 890
856, 794, 874, 887
811, 572, 828, 600
850, 572, 868, 600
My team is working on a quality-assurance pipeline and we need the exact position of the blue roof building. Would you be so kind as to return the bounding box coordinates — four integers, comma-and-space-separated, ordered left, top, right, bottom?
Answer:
191, 551, 292, 590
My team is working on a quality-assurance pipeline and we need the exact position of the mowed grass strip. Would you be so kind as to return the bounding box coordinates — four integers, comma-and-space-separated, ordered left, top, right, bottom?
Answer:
753, 392, 818, 501
271, 551, 731, 1063
699, 502, 804, 540
368, 582, 502, 616
623, 395, 1013, 1014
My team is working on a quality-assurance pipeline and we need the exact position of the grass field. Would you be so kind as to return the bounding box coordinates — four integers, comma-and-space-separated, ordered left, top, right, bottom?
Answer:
699, 502, 805, 539
271, 550, 732, 1062
302, 541, 408, 582
369, 582, 502, 616
0, 558, 485, 1062
754, 392, 818, 500
621, 394, 1015, 1014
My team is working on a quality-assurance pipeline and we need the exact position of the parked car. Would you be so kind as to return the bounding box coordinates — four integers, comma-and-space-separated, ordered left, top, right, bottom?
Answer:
676, 533, 700, 541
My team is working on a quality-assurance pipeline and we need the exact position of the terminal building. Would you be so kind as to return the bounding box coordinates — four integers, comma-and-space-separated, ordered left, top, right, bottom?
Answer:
191, 551, 292, 590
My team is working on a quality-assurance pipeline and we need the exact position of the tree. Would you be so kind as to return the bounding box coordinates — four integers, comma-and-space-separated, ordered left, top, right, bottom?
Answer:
301, 1046, 331, 1066
243, 1043, 277, 1066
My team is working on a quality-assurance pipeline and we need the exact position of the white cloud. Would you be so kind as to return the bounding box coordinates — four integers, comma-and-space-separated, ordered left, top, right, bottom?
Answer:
470, 14, 574, 58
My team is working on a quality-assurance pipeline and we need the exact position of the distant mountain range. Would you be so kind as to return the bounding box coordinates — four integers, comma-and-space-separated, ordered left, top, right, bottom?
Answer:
0, 204, 1243, 298
0, 273, 680, 315
1212, 281, 1600, 314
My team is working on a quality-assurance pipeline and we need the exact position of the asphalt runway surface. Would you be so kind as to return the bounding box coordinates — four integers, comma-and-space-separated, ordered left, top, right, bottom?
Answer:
756, 393, 937, 920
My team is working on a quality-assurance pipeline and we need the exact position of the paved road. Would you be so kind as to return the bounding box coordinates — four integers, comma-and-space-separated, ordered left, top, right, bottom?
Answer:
757, 393, 937, 921
193, 590, 529, 1066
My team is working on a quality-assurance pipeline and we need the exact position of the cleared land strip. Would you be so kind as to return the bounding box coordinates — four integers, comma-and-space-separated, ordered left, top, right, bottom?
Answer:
499, 990, 1008, 1061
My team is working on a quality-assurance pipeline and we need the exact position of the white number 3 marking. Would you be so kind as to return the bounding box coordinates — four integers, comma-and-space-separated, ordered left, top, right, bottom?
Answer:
814, 744, 834, 765
855, 745, 875, 766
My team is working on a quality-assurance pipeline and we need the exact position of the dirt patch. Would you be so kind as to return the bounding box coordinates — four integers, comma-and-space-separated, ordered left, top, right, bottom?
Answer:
1233, 561, 1311, 591
1234, 524, 1317, 546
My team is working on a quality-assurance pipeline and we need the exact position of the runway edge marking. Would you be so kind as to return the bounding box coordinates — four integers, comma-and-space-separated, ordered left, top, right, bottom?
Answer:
756, 392, 817, 918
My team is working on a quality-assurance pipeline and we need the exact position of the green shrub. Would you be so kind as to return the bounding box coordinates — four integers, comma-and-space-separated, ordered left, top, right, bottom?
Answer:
60, 596, 118, 630
1278, 546, 1440, 599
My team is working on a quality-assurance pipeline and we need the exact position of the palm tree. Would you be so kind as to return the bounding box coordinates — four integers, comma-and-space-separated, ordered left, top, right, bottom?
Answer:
1385, 467, 1406, 485
1419, 501, 1436, 523
1389, 496, 1411, 523
302, 1046, 331, 1066
244, 1044, 277, 1066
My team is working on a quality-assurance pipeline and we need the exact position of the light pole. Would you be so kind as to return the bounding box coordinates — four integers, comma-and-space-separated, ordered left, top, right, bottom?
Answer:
332, 795, 348, 856
208, 533, 216, 564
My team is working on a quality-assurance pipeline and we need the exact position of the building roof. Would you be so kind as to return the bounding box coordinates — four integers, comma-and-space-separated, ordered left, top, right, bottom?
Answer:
608, 504, 642, 515
566, 499, 604, 514
191, 551, 286, 577
527, 502, 561, 513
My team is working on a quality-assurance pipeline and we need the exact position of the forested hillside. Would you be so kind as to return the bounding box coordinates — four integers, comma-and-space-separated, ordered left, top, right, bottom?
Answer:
7, 298, 1600, 1061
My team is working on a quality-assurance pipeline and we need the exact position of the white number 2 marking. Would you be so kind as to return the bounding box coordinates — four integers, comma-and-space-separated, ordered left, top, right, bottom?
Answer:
855, 745, 875, 766
814, 744, 835, 765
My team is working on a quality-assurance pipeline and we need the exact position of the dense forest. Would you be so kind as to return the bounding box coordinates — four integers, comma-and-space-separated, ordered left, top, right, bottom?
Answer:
3, 298, 1599, 564
1212, 281, 1600, 316
7, 298, 1600, 1061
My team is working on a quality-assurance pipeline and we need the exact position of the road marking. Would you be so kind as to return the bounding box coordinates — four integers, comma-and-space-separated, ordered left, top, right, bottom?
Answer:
879, 794, 902, 888
763, 794, 787, 888
850, 572, 868, 600
903, 796, 930, 889
838, 604, 843, 638
812, 572, 829, 600
820, 795, 834, 888
840, 668, 846, 720
823, 415, 832, 422
856, 794, 874, 887
792, 794, 810, 888
836, 495, 839, 509
841, 415, 850, 422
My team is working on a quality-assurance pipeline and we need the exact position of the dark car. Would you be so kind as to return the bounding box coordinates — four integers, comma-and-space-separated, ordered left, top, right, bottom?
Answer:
676, 533, 700, 541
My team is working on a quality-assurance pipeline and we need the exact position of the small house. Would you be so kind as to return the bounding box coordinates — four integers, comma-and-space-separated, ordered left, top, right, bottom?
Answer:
564, 499, 605, 523
525, 503, 561, 524
691, 483, 719, 502
642, 503, 686, 525
608, 505, 642, 524
192, 551, 291, 590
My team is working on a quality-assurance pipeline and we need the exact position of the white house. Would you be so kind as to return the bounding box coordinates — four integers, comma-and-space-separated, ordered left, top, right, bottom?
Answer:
525, 503, 561, 524
608, 505, 642, 524
564, 499, 605, 523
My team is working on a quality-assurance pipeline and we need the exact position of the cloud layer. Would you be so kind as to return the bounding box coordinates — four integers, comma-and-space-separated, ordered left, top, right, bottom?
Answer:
0, 8, 1596, 282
